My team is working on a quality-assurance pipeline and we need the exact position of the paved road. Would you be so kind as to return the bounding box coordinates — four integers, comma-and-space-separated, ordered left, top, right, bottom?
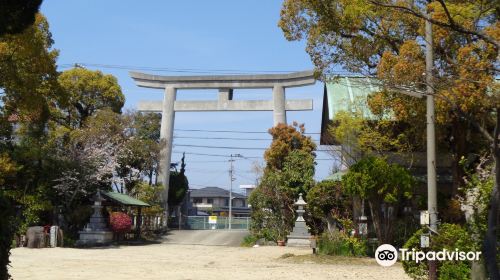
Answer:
161, 229, 249, 246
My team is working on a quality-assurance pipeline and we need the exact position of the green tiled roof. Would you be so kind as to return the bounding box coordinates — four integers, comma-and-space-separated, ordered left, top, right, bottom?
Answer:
320, 76, 381, 144
325, 76, 379, 121
103, 192, 150, 207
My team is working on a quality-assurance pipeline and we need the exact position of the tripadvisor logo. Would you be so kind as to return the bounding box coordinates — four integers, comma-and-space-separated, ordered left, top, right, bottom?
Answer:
375, 244, 482, 267
375, 244, 398, 267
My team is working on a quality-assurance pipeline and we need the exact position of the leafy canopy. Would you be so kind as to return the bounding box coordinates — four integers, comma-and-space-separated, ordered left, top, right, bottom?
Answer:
58, 67, 125, 128
342, 156, 414, 203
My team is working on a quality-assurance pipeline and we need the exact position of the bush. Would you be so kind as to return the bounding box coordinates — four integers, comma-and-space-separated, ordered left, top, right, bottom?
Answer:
241, 235, 259, 247
318, 230, 366, 257
63, 235, 76, 248
402, 223, 474, 280
438, 262, 470, 280
109, 212, 132, 233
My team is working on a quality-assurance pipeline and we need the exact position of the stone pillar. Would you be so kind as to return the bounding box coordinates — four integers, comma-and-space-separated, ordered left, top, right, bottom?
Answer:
272, 85, 286, 126
159, 86, 177, 221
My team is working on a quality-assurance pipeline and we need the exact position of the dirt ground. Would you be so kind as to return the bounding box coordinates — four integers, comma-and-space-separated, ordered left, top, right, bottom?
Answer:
9, 243, 410, 280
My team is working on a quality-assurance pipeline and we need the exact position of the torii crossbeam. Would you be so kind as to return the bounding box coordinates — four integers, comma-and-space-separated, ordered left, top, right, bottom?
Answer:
130, 70, 316, 222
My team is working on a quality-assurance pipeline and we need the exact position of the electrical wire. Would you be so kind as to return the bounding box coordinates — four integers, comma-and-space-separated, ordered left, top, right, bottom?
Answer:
59, 62, 357, 76
174, 136, 272, 141
174, 143, 336, 152
173, 150, 336, 161
174, 128, 321, 135
172, 151, 261, 159
173, 136, 321, 142
59, 63, 306, 74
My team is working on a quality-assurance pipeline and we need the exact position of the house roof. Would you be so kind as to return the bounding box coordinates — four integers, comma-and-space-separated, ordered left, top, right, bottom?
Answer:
320, 76, 380, 144
102, 192, 151, 207
190, 187, 246, 199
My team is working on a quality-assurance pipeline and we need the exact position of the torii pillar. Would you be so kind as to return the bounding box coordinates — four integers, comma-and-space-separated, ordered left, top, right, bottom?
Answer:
130, 70, 316, 225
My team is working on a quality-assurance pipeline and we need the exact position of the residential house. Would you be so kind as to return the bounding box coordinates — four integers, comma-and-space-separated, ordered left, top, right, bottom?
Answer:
189, 187, 250, 217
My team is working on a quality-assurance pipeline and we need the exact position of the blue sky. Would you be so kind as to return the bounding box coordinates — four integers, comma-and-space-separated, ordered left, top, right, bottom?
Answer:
41, 0, 338, 193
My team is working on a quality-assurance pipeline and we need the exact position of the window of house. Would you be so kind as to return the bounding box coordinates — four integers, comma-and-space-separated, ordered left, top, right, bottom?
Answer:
207, 198, 213, 204
193, 198, 202, 204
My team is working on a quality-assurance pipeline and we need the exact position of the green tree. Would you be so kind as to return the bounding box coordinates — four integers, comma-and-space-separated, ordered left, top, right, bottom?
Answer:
330, 109, 420, 165
129, 112, 161, 185
307, 180, 352, 234
249, 123, 316, 241
342, 156, 415, 244
248, 170, 295, 242
168, 154, 189, 209
58, 67, 124, 128
0, 13, 63, 128
0, 13, 62, 280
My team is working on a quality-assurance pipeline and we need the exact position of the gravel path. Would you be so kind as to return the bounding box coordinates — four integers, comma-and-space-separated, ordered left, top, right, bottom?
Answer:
10, 243, 410, 280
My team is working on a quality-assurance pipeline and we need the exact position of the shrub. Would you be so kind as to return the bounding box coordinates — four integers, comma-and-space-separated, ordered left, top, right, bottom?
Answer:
318, 230, 366, 257
241, 235, 259, 247
402, 223, 474, 280
109, 212, 132, 233
438, 262, 470, 280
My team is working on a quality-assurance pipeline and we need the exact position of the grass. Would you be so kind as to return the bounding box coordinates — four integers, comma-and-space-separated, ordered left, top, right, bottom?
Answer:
278, 253, 378, 266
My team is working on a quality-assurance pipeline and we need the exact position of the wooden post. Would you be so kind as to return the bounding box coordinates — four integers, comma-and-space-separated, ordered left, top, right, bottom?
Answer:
136, 207, 142, 240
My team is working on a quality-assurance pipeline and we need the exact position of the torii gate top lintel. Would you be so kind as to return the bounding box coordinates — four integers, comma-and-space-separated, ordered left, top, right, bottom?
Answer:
129, 70, 315, 89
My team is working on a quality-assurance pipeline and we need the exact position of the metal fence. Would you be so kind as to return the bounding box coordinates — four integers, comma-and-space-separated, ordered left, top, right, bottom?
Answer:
186, 216, 250, 230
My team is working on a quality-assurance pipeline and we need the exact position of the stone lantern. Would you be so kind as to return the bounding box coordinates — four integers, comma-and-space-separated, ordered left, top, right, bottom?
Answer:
76, 190, 113, 246
287, 193, 312, 247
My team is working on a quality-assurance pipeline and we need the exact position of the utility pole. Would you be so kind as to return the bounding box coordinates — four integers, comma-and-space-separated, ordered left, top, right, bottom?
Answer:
425, 6, 438, 280
228, 154, 243, 230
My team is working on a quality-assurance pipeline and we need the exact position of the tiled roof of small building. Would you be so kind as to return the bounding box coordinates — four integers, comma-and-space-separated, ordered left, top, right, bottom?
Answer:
190, 187, 246, 199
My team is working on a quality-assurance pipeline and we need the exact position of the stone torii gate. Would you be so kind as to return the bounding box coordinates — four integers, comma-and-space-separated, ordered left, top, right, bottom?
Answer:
129, 70, 316, 218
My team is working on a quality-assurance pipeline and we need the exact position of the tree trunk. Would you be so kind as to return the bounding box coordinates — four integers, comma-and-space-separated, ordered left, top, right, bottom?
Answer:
451, 117, 467, 196
368, 200, 384, 244
483, 148, 499, 280
383, 205, 396, 245
483, 109, 499, 280
326, 213, 336, 232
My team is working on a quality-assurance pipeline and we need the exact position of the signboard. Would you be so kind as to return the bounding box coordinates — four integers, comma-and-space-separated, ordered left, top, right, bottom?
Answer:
208, 216, 217, 224
420, 210, 430, 225
420, 234, 430, 248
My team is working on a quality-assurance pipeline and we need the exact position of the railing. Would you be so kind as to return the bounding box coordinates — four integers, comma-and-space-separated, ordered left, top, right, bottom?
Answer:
131, 214, 165, 232
186, 216, 250, 230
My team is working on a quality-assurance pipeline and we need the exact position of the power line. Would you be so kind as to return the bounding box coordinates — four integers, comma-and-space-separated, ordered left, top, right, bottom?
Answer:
174, 136, 272, 141
59, 62, 356, 76
59, 63, 304, 74
174, 143, 335, 152
182, 160, 230, 163
172, 151, 261, 159
174, 128, 321, 135
175, 144, 266, 150
173, 150, 335, 160
173, 135, 321, 142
